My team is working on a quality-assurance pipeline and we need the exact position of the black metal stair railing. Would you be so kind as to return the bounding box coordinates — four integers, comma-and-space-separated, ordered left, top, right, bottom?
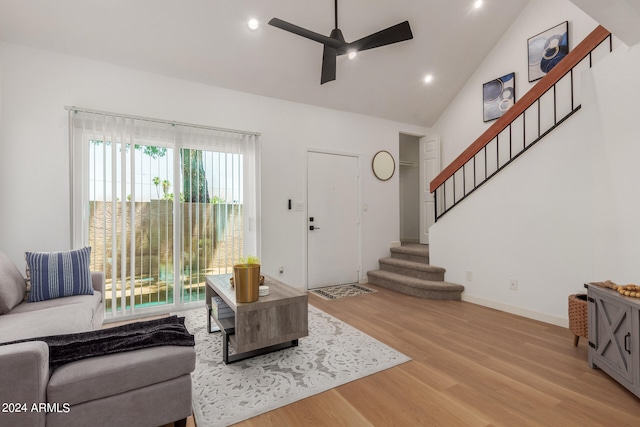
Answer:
430, 26, 612, 221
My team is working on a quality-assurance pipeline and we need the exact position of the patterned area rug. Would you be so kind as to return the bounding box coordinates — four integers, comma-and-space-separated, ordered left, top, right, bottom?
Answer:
309, 283, 377, 300
175, 305, 409, 426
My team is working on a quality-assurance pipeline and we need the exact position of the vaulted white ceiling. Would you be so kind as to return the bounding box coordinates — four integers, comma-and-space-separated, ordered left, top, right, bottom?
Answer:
1, 0, 536, 126
570, 0, 640, 46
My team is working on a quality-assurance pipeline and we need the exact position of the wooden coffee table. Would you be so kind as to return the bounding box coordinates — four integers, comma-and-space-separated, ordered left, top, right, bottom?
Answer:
205, 274, 308, 364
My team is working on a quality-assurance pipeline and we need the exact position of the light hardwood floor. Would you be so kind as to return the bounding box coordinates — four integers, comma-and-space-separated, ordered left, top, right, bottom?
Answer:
167, 284, 640, 426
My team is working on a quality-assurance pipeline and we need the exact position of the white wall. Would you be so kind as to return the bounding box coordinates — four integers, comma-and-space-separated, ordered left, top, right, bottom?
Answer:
428, 0, 629, 326
433, 0, 598, 166
430, 106, 596, 326
0, 42, 428, 289
590, 44, 640, 283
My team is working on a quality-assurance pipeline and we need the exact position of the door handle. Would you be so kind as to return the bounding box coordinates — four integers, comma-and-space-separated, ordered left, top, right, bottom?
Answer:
625, 333, 631, 354
309, 225, 320, 231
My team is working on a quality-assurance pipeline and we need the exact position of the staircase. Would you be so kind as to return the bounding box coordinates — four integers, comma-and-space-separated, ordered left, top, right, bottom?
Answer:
367, 244, 464, 300
430, 25, 612, 220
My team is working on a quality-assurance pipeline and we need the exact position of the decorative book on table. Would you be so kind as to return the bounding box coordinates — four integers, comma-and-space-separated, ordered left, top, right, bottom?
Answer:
212, 308, 234, 319
211, 295, 229, 309
211, 296, 234, 319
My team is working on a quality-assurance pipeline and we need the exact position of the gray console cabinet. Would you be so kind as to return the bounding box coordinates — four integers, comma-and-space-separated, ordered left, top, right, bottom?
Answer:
586, 283, 640, 398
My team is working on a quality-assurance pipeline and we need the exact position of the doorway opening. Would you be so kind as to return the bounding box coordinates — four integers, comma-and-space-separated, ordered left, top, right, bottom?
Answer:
400, 133, 440, 245
399, 134, 420, 244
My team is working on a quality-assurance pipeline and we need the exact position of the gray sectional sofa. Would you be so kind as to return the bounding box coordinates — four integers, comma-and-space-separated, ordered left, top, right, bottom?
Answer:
0, 251, 195, 427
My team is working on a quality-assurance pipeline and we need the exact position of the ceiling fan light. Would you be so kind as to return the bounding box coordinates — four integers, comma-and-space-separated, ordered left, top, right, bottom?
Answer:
348, 50, 357, 60
424, 74, 433, 84
247, 18, 259, 30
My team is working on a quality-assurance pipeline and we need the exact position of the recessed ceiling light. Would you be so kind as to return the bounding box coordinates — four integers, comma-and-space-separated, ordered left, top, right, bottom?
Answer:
247, 18, 259, 30
348, 50, 357, 60
424, 74, 433, 84
474, 0, 483, 9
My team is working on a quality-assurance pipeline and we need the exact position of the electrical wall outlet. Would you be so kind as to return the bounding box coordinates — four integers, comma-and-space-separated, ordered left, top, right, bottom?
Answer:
466, 271, 473, 281
510, 278, 518, 290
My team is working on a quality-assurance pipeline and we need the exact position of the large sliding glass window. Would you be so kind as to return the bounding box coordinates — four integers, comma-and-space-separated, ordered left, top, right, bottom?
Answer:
69, 109, 260, 319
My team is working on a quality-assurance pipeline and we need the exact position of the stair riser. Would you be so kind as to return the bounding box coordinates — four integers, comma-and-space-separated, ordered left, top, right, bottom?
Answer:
368, 275, 462, 301
391, 252, 429, 264
380, 264, 444, 281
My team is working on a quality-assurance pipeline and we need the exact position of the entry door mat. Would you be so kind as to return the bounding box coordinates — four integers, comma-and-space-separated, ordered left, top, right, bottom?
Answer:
174, 305, 409, 426
309, 283, 377, 300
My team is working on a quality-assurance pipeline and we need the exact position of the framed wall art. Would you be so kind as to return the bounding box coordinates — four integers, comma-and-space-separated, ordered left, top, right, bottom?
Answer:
483, 72, 515, 122
528, 21, 569, 82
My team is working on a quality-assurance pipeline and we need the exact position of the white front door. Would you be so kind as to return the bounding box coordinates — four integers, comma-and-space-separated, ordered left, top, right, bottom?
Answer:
307, 151, 359, 289
419, 135, 441, 244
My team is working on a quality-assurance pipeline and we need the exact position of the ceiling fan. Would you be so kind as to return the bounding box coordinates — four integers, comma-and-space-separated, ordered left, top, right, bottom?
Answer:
269, 0, 413, 84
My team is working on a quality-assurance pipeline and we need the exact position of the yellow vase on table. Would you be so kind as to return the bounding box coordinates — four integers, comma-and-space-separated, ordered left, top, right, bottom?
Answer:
233, 263, 260, 303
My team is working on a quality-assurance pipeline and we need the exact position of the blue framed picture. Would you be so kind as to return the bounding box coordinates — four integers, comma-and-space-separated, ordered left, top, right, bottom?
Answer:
483, 72, 515, 122
528, 21, 569, 82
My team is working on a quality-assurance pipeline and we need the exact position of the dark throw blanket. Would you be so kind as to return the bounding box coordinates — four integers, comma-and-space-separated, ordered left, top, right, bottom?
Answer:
2, 315, 194, 370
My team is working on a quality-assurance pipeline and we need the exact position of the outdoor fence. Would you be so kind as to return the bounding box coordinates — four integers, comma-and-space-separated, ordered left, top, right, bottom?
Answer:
88, 201, 243, 310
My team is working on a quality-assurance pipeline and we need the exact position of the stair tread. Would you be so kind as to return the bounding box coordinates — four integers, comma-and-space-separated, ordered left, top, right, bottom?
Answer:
379, 257, 445, 273
390, 245, 429, 257
367, 270, 464, 291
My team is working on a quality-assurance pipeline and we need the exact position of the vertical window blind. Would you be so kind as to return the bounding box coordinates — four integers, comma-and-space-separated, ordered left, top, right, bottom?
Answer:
68, 107, 260, 319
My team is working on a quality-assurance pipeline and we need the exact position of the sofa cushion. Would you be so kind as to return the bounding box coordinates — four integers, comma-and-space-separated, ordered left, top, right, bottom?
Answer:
25, 247, 94, 302
47, 345, 195, 406
0, 292, 102, 344
0, 251, 27, 314
0, 305, 95, 344
10, 291, 102, 316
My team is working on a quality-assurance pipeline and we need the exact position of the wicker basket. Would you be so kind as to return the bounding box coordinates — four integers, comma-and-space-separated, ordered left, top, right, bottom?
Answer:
568, 294, 588, 346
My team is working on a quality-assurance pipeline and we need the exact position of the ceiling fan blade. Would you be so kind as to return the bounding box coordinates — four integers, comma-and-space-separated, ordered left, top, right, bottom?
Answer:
269, 18, 346, 50
321, 46, 337, 84
338, 21, 413, 55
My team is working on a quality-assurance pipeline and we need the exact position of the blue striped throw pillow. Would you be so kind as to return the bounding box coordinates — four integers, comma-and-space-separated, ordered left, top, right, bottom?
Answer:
25, 247, 94, 302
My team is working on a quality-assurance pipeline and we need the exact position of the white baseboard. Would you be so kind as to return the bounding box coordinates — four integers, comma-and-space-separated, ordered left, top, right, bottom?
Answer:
389, 241, 402, 248
462, 294, 569, 328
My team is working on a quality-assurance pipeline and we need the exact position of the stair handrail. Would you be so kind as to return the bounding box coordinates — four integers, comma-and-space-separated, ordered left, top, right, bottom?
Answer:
430, 25, 611, 193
